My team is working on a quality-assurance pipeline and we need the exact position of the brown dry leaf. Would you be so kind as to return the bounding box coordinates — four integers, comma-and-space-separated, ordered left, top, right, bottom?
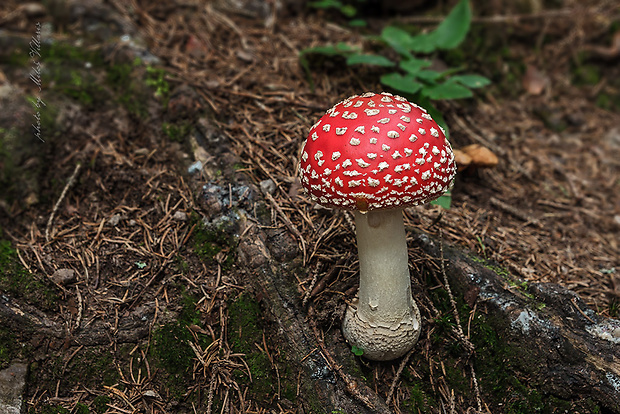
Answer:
461, 144, 499, 168
453, 149, 472, 171
522, 64, 548, 95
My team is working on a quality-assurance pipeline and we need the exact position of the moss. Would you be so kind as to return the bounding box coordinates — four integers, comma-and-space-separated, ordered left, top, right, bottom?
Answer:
192, 218, 237, 270
402, 383, 436, 413
39, 43, 108, 107
91, 396, 111, 414
175, 254, 190, 275
573, 63, 601, 86
150, 292, 210, 399
40, 42, 104, 67
72, 349, 118, 387
0, 330, 17, 369
469, 309, 602, 413
106, 59, 150, 118
162, 122, 192, 143
74, 403, 90, 414
37, 405, 70, 414
0, 238, 58, 311
227, 293, 274, 398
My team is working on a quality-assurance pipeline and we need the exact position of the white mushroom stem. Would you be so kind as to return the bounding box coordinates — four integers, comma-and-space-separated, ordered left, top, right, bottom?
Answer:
342, 208, 421, 361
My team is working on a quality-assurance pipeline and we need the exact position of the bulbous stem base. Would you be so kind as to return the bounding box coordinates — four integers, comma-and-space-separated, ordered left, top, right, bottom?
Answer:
343, 297, 421, 361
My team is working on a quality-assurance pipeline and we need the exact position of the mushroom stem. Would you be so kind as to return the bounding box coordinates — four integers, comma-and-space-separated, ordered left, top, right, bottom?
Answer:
342, 208, 421, 360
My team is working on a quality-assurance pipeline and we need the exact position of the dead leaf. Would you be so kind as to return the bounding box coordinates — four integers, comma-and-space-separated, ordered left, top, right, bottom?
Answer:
461, 144, 499, 168
522, 64, 548, 95
453, 149, 472, 171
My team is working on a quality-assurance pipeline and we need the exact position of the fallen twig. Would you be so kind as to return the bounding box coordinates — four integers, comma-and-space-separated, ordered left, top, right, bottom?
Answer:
45, 163, 81, 242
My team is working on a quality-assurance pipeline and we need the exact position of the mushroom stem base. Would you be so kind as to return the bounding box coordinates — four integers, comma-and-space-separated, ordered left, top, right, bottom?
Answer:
342, 297, 421, 361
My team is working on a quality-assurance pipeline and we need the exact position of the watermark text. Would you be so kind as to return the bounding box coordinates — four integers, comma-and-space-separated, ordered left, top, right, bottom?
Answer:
29, 22, 45, 142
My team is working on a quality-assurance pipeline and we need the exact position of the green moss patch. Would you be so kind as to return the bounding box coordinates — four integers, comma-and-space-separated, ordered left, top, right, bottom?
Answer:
0, 238, 58, 311
192, 218, 237, 270
150, 292, 211, 399
227, 293, 282, 400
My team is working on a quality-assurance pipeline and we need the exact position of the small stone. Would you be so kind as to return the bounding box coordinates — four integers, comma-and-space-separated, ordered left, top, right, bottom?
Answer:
259, 179, 276, 195
613, 327, 620, 338
172, 211, 187, 221
0, 83, 13, 100
128, 219, 137, 226
188, 160, 203, 174
24, 193, 38, 206
108, 214, 121, 226
143, 389, 161, 399
52, 268, 76, 285
0, 362, 28, 414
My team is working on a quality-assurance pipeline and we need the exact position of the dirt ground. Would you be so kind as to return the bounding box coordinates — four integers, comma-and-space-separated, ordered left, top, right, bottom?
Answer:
0, 0, 619, 413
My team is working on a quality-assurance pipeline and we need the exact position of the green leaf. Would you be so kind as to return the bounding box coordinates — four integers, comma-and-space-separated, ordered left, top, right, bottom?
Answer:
422, 80, 473, 100
380, 26, 415, 57
348, 19, 367, 27
380, 73, 423, 95
405, 32, 438, 53
351, 346, 364, 356
339, 4, 357, 17
308, 0, 342, 9
431, 192, 452, 209
300, 43, 359, 57
416, 69, 444, 82
346, 53, 395, 67
433, 0, 471, 49
450, 74, 491, 89
399, 58, 432, 75
135, 261, 147, 269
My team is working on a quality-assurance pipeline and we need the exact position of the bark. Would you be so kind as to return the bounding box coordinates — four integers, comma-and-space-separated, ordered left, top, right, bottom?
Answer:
238, 219, 620, 413
237, 222, 392, 413
410, 232, 620, 413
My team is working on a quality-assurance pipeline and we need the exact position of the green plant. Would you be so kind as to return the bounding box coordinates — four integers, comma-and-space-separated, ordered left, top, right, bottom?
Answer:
300, 0, 490, 134
308, 0, 367, 27
351, 345, 364, 356
145, 66, 170, 101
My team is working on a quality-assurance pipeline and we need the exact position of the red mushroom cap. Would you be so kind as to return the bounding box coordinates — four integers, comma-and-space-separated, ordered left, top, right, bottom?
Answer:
299, 92, 456, 211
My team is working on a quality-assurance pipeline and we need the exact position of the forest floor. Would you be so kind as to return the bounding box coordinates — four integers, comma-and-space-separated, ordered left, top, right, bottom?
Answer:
0, 0, 619, 413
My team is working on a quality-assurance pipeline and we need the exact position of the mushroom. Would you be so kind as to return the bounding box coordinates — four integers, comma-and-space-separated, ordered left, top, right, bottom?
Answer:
299, 92, 457, 360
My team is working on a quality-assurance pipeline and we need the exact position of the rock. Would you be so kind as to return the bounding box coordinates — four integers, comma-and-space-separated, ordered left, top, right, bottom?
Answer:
172, 211, 187, 221
108, 214, 121, 226
51, 268, 76, 285
259, 178, 276, 195
0, 362, 28, 414
187, 160, 203, 174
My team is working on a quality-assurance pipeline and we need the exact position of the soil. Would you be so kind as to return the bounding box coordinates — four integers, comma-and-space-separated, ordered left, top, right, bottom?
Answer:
0, 0, 619, 413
